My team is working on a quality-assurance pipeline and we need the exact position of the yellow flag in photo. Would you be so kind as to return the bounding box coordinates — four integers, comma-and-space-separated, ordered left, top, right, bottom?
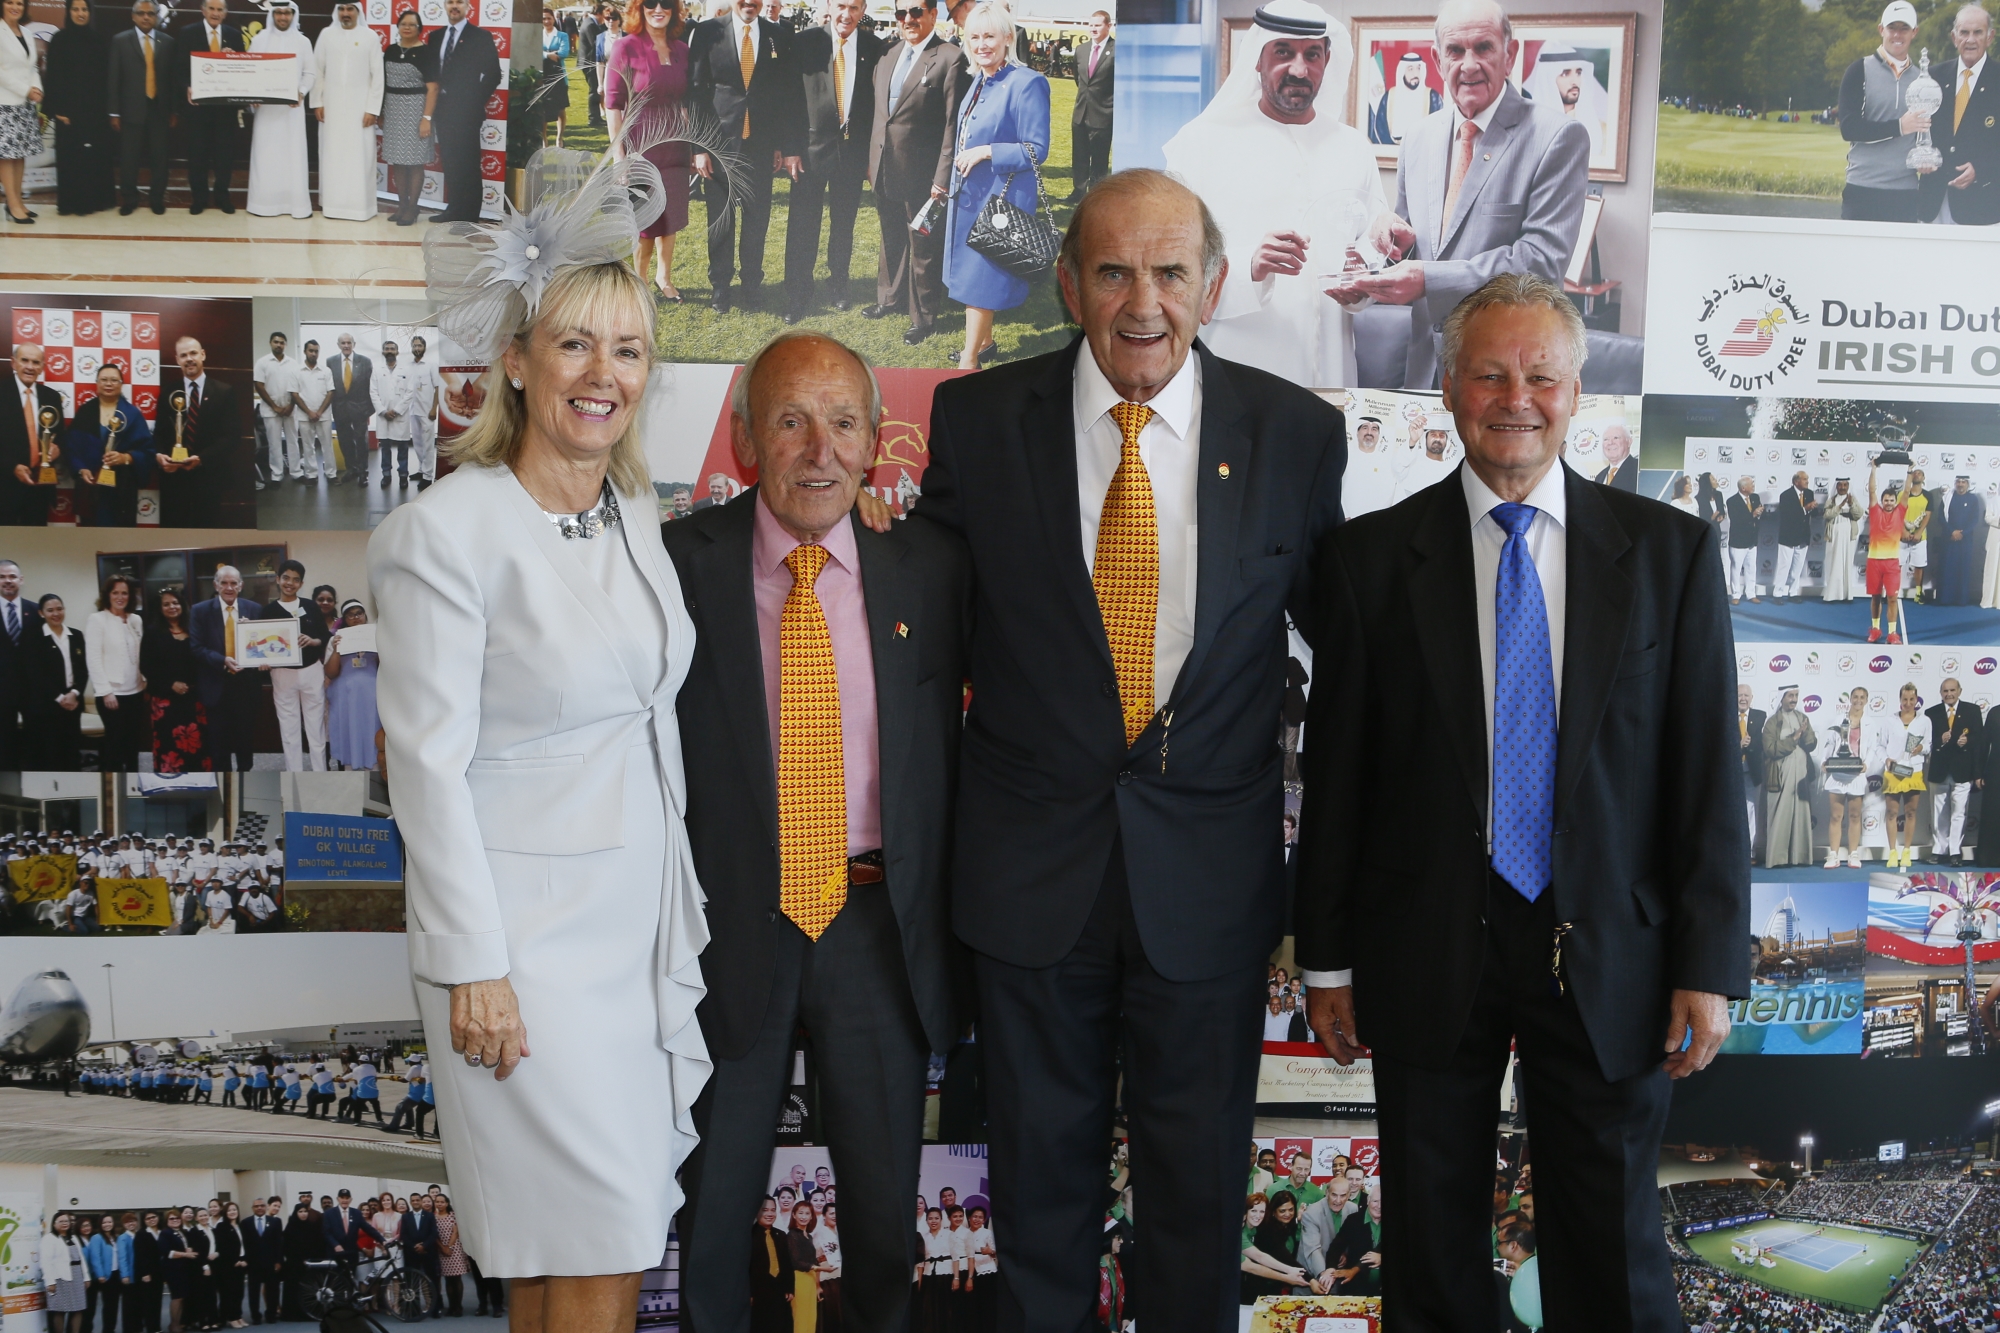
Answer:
7, 854, 78, 903
98, 878, 173, 928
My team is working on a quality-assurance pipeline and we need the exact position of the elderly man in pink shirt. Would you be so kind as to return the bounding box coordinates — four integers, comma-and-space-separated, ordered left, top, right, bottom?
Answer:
661, 329, 971, 1333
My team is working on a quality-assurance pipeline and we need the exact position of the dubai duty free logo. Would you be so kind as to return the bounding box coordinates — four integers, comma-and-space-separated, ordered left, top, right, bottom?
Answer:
1693, 274, 1810, 393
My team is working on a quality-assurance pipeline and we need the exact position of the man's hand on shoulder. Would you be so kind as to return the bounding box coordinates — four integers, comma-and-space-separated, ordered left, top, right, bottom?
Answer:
1306, 985, 1366, 1065
1661, 988, 1729, 1079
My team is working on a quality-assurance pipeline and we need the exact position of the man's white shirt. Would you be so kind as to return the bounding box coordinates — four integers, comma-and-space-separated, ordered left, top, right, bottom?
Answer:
1306, 461, 1569, 990
1072, 344, 1201, 708
253, 354, 295, 417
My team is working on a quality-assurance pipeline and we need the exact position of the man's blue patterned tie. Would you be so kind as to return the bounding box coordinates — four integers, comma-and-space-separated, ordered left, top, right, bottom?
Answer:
1490, 501, 1557, 901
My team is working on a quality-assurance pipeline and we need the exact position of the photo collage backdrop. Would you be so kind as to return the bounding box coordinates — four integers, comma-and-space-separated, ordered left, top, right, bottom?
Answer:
3, 0, 1999, 1324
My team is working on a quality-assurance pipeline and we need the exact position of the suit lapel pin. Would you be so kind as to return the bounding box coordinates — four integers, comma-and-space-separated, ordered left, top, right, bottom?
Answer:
1217, 463, 1231, 479
895, 621, 909, 638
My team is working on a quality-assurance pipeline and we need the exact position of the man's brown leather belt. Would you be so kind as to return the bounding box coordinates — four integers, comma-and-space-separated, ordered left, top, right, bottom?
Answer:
848, 850, 885, 885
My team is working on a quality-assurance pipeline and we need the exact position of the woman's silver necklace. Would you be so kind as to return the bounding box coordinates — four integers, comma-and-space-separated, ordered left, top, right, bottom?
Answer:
543, 481, 621, 540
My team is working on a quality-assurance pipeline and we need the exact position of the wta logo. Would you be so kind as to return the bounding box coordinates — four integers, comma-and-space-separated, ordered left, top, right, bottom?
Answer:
1768, 654, 1791, 673
1977, 658, 1998, 675
1870, 656, 1893, 673
1803, 694, 1822, 712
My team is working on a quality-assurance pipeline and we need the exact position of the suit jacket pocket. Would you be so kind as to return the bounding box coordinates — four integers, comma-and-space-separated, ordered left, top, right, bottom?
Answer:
466, 751, 626, 856
1615, 644, 1660, 680
1631, 879, 1667, 927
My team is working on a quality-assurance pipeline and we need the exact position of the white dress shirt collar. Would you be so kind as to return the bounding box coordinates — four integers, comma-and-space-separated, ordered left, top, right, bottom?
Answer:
1460, 455, 1568, 533
43, 621, 72, 691
1960, 53, 1987, 86
1449, 84, 1507, 139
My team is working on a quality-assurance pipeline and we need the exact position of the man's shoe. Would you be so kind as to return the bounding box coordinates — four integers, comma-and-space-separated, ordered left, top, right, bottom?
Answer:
189, 204, 205, 215
150, 202, 166, 214
784, 307, 806, 325
711, 294, 731, 314
119, 203, 137, 216
860, 303, 893, 320
399, 475, 409, 488
218, 202, 235, 214
830, 292, 852, 311
380, 474, 391, 489
417, 478, 432, 491
903, 324, 933, 346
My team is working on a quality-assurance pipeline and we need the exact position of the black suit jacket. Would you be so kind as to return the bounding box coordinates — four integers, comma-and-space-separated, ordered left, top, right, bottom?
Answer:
133, 1229, 167, 1280
794, 24, 882, 178
326, 353, 374, 413
426, 22, 503, 122
1929, 56, 2000, 225
1741, 707, 1766, 785
1295, 465, 1750, 1084
162, 376, 240, 527
22, 625, 87, 720
1726, 491, 1762, 548
913, 337, 1345, 980
687, 15, 805, 153
109, 27, 179, 124
175, 19, 243, 85
663, 495, 969, 1059
1926, 700, 1982, 785
867, 33, 968, 203
0, 596, 44, 723
1777, 486, 1813, 546
242, 1215, 285, 1267
1072, 35, 1111, 130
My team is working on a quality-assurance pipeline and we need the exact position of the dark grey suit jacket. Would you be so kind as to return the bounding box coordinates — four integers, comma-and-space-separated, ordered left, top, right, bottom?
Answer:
109, 27, 179, 126
662, 493, 969, 1061
1392, 84, 1590, 388
867, 33, 968, 204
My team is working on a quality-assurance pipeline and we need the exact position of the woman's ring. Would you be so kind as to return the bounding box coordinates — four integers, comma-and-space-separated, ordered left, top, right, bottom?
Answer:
465, 1053, 483, 1067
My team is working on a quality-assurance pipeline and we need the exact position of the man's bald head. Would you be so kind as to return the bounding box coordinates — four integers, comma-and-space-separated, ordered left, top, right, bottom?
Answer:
728, 332, 881, 545
12, 344, 42, 385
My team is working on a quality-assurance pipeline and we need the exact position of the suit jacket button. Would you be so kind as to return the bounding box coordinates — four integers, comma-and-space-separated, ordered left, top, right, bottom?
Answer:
1118, 770, 1132, 785
767, 908, 778, 922
1100, 681, 1114, 697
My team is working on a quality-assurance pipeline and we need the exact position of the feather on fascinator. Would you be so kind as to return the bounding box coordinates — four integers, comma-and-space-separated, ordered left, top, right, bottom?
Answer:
421, 103, 749, 362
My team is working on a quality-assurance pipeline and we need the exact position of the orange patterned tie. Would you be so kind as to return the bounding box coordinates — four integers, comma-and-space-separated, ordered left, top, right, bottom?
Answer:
1095, 401, 1158, 747
778, 544, 846, 940
739, 24, 756, 138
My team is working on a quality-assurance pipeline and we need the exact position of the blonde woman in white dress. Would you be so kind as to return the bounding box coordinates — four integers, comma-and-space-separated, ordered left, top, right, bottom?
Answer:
370, 152, 707, 1333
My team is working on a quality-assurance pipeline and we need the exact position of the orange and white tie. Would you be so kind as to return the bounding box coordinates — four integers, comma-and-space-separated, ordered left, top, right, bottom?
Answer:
1095, 401, 1158, 747
739, 25, 756, 138
778, 544, 846, 939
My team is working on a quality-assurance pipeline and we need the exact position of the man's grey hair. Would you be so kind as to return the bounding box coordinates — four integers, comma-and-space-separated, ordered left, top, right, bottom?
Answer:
213, 564, 243, 583
1060, 168, 1226, 288
130, 0, 157, 11
1955, 3, 1991, 26
1439, 272, 1588, 382
730, 330, 884, 431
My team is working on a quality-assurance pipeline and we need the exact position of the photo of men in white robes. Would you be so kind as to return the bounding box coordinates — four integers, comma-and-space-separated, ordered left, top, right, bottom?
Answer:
1162, 0, 1387, 390
246, 0, 315, 219
312, 1, 385, 223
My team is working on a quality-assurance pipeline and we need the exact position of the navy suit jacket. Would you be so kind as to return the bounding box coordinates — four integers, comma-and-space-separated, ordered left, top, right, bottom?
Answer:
399, 1211, 440, 1262
320, 1207, 383, 1253
190, 596, 266, 709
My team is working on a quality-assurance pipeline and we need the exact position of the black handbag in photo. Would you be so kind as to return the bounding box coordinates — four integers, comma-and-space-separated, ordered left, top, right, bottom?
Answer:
966, 146, 1061, 279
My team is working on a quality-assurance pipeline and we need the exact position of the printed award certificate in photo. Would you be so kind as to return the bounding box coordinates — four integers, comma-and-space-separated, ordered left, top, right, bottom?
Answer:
188, 51, 303, 104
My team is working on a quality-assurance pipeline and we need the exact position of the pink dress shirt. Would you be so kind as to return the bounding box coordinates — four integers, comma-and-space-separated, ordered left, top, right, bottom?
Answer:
752, 494, 883, 856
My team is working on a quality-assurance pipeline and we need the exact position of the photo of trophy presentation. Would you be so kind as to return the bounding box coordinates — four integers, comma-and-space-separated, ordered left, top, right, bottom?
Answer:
1653, 0, 1994, 229
0, 526, 376, 773
1, 297, 257, 530
1734, 642, 2000, 868
1114, 0, 1659, 395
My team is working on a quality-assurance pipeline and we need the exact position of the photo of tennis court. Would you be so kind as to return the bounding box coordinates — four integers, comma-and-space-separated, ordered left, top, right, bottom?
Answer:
1682, 1219, 1925, 1312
